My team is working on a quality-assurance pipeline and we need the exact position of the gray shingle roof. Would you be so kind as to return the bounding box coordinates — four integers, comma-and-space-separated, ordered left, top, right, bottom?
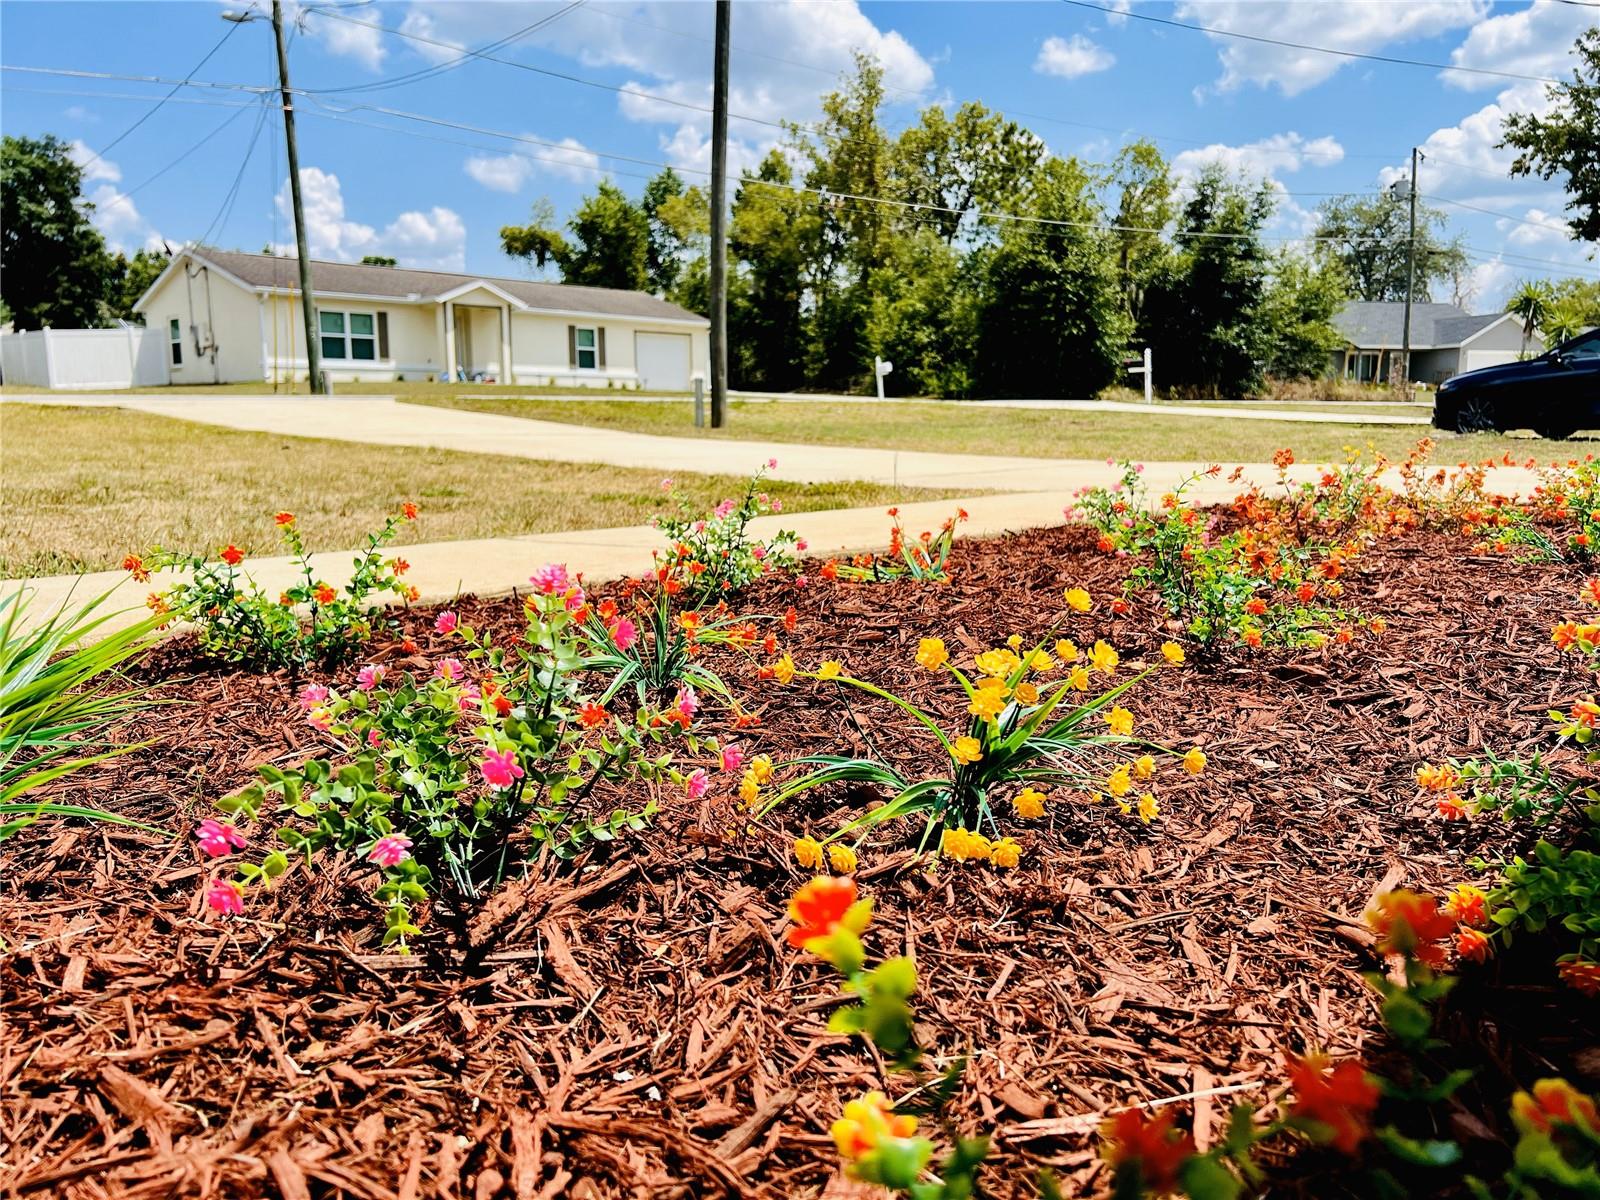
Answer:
190, 247, 706, 323
1332, 301, 1505, 349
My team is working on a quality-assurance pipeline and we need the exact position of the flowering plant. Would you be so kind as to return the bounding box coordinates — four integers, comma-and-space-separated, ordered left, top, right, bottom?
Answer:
206, 563, 700, 948
653, 463, 803, 598
125, 506, 419, 670
750, 606, 1203, 864
820, 507, 968, 585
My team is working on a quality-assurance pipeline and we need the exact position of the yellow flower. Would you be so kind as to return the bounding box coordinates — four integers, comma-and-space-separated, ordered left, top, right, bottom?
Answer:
1160, 641, 1186, 665
1183, 746, 1208, 775
773, 654, 796, 684
990, 837, 1022, 869
832, 1092, 919, 1162
974, 648, 1021, 677
739, 772, 760, 805
976, 675, 1010, 697
951, 736, 983, 765
1013, 681, 1039, 705
750, 753, 775, 783
941, 827, 971, 858
1106, 763, 1133, 798
964, 831, 994, 860
1006, 633, 1024, 649
1063, 586, 1092, 612
1137, 793, 1160, 824
1089, 639, 1120, 676
1013, 787, 1047, 819
1027, 648, 1056, 672
794, 836, 825, 870
1132, 753, 1156, 781
828, 843, 858, 873
915, 637, 949, 670
1104, 705, 1134, 737
817, 660, 843, 680
1055, 638, 1080, 663
969, 687, 1007, 721
1066, 665, 1091, 691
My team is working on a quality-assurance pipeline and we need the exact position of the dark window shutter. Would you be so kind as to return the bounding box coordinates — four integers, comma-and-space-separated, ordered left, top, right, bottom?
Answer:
567, 324, 577, 367
597, 327, 607, 369
377, 311, 390, 359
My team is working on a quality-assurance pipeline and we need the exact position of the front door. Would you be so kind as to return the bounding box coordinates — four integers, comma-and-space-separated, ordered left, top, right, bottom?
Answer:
455, 309, 474, 376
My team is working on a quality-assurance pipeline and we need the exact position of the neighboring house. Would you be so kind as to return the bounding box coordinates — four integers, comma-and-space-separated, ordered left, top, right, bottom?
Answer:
1329, 301, 1541, 385
133, 246, 709, 389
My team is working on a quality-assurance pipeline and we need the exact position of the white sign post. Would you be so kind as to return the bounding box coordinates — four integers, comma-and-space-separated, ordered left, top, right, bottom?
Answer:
1126, 347, 1153, 404
874, 356, 894, 401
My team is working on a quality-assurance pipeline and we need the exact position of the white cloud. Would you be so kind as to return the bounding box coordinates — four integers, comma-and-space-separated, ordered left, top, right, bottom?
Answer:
1444, 0, 1593, 90
64, 105, 97, 123
1034, 34, 1115, 79
301, 3, 387, 71
67, 138, 121, 183
88, 184, 164, 254
1175, 0, 1486, 95
275, 167, 466, 270
1379, 80, 1552, 195
1498, 207, 1576, 249
1104, 0, 1133, 27
1171, 132, 1345, 180
464, 136, 602, 191
1467, 257, 1516, 309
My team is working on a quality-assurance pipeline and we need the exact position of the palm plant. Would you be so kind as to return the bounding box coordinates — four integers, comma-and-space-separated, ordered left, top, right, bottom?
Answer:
0, 588, 168, 840
1506, 280, 1551, 358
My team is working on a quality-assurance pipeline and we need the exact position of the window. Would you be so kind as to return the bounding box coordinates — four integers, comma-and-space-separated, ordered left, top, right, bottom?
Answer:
1562, 329, 1600, 361
169, 318, 182, 366
319, 310, 378, 360
575, 326, 597, 370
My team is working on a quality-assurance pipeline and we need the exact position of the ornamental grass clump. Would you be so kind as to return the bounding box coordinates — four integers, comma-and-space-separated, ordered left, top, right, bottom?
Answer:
653, 462, 803, 599
126, 505, 419, 670
749, 599, 1203, 864
204, 563, 705, 949
819, 507, 968, 585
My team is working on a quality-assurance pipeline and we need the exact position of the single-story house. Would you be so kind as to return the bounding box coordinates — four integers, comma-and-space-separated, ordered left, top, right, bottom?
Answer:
133, 246, 710, 389
1329, 301, 1541, 385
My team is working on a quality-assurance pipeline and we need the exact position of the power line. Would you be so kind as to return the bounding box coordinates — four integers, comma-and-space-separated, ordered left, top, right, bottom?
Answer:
0, 84, 266, 108
1058, 0, 1566, 87
1427, 194, 1581, 237
194, 94, 273, 250
92, 100, 259, 214
0, 63, 272, 93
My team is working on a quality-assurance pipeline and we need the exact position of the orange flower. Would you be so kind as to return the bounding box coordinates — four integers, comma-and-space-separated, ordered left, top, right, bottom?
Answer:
220, 544, 244, 566
1272, 448, 1296, 471
274, 511, 295, 527
1558, 956, 1600, 998
1444, 884, 1489, 928
1286, 1052, 1380, 1155
785, 876, 871, 952
577, 702, 608, 729
783, 606, 798, 633
390, 557, 410, 576
1570, 699, 1600, 729
1098, 1108, 1195, 1194
1244, 597, 1267, 616
831, 1091, 920, 1162
314, 583, 337, 605
1512, 1078, 1600, 1135
1585, 578, 1600, 607
1365, 889, 1457, 968
1415, 763, 1463, 793
1455, 927, 1490, 963
1242, 627, 1263, 648
401, 501, 419, 521
122, 553, 151, 582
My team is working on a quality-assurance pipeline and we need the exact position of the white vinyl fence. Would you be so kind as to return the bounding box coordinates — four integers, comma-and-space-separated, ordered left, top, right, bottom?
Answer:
0, 324, 168, 390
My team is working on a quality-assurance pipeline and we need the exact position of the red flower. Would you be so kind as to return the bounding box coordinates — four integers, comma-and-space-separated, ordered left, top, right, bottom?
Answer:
314, 583, 337, 605
401, 501, 419, 521
1296, 582, 1315, 604
785, 876, 861, 950
274, 511, 295, 527
1513, 1079, 1600, 1135
1366, 889, 1457, 968
1272, 448, 1296, 471
783, 607, 798, 633
390, 557, 410, 576
578, 702, 607, 729
1558, 957, 1600, 997
220, 544, 244, 566
1455, 927, 1490, 963
1244, 597, 1268, 616
1098, 1109, 1195, 1194
1286, 1052, 1380, 1155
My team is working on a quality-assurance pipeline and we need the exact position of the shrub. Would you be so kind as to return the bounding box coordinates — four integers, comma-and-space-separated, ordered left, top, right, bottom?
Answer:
127, 506, 419, 670
820, 507, 968, 585
653, 463, 803, 598
205, 563, 706, 948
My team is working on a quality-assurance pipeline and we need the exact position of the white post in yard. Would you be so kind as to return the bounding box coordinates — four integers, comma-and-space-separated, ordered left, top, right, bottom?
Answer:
499, 305, 512, 384
443, 301, 457, 382
874, 356, 894, 401
1126, 347, 1152, 403
41, 327, 56, 390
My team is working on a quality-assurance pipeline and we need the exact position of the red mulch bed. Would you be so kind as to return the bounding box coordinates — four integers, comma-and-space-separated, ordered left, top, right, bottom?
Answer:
2, 524, 1595, 1199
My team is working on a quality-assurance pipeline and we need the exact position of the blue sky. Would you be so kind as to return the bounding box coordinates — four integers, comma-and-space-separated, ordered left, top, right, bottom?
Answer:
3, 0, 1596, 307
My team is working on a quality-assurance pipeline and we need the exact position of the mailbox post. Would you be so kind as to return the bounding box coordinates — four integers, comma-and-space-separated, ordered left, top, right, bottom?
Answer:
874, 356, 894, 401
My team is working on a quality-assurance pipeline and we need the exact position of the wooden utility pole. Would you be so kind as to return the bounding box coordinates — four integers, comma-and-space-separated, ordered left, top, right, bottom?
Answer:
272, 0, 327, 394
1399, 146, 1418, 395
707, 0, 730, 427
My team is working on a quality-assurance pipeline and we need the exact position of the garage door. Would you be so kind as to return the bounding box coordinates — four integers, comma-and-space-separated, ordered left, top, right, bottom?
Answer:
636, 332, 692, 391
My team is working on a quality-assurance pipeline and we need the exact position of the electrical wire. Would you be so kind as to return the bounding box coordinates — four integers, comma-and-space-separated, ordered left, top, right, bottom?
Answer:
0, 63, 272, 93
194, 93, 273, 249
1426, 193, 1582, 236
90, 100, 258, 218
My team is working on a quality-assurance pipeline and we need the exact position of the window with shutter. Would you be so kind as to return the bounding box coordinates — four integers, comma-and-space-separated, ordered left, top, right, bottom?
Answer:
377, 311, 390, 359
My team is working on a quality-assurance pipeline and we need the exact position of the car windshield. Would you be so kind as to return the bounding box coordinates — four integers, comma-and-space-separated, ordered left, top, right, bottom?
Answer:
1558, 328, 1600, 361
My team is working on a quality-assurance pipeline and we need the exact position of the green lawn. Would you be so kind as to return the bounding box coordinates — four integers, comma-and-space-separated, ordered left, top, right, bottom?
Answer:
403, 394, 1565, 464
0, 404, 963, 578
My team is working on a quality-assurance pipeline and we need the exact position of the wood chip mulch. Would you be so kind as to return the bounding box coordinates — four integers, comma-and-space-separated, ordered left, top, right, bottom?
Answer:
2, 524, 1597, 1199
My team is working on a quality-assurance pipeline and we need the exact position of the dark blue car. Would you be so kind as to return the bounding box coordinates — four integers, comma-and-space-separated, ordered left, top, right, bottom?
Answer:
1432, 327, 1600, 439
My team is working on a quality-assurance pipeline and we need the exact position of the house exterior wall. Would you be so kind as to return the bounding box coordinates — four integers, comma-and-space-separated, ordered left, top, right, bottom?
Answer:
263, 293, 443, 384
510, 312, 708, 390
141, 264, 262, 383
1461, 319, 1538, 374
1410, 348, 1459, 384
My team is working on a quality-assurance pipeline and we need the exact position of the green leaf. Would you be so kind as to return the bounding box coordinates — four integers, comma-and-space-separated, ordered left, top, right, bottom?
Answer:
1179, 1153, 1244, 1200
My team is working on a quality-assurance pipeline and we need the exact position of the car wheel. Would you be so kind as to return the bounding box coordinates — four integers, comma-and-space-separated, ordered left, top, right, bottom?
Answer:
1452, 394, 1499, 433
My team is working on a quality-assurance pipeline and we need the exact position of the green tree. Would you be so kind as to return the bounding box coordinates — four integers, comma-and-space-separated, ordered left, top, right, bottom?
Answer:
107, 248, 170, 322
499, 198, 569, 273
1505, 279, 1553, 356
891, 101, 1045, 244
1260, 251, 1347, 378
728, 151, 814, 391
865, 229, 982, 397
1144, 165, 1276, 399
1543, 277, 1600, 344
1501, 28, 1600, 243
641, 167, 691, 296
1, 133, 116, 329
559, 181, 649, 290
1101, 139, 1177, 324
652, 177, 711, 312
359, 254, 397, 267
1312, 189, 1467, 302
974, 157, 1129, 398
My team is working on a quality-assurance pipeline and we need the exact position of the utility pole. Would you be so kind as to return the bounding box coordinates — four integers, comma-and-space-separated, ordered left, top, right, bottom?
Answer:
1399, 146, 1419, 395
707, 0, 730, 428
269, 0, 326, 395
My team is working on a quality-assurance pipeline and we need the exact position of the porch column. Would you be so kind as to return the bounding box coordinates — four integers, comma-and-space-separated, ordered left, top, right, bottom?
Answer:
499, 305, 512, 384
443, 300, 457, 382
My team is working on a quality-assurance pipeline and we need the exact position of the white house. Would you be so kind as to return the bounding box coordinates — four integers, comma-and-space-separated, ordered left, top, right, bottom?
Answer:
1329, 301, 1540, 385
133, 246, 710, 390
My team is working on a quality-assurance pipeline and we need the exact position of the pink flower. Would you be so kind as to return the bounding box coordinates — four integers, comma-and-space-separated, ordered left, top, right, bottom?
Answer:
661, 477, 674, 492
297, 683, 329, 710
529, 563, 570, 595
457, 683, 482, 712
367, 728, 383, 748
685, 768, 709, 800
751, 545, 767, 561
793, 574, 808, 589
480, 748, 525, 789
435, 611, 458, 635
196, 818, 246, 858
307, 706, 333, 732
206, 878, 244, 915
767, 458, 778, 469
693, 520, 707, 533
714, 499, 737, 520
675, 686, 699, 720
795, 538, 807, 551
356, 664, 385, 691
611, 617, 639, 651
435, 657, 465, 682
720, 743, 744, 773
771, 499, 783, 513
368, 834, 413, 868
563, 586, 587, 613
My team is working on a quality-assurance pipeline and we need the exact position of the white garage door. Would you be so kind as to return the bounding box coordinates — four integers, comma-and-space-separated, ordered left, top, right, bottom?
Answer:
636, 332, 692, 391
